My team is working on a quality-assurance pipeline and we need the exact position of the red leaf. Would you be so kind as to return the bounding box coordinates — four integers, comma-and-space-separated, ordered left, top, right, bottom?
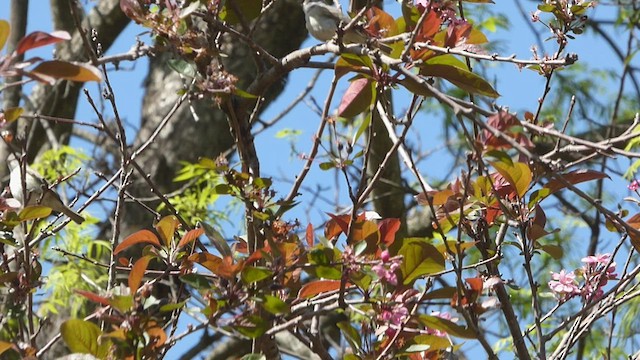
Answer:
129, 256, 152, 293
298, 280, 342, 299
115, 230, 161, 255
378, 218, 401, 246
16, 31, 71, 55
337, 77, 373, 118
74, 289, 110, 306
177, 228, 204, 250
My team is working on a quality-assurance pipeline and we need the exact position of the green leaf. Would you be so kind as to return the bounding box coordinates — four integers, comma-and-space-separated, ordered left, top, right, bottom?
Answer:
235, 315, 268, 338
337, 321, 362, 352
261, 295, 290, 315
419, 63, 499, 98
179, 273, 213, 289
60, 319, 102, 355
540, 244, 563, 259
109, 295, 134, 313
335, 53, 374, 79
167, 58, 196, 78
202, 222, 232, 257
241, 266, 273, 284
220, 0, 261, 25
400, 334, 451, 353
159, 299, 188, 313
418, 315, 477, 339
241, 354, 267, 360
399, 238, 446, 285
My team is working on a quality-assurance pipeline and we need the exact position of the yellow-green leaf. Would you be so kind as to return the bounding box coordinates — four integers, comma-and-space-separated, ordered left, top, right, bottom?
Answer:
3, 107, 23, 122
19, 205, 52, 221
491, 160, 532, 198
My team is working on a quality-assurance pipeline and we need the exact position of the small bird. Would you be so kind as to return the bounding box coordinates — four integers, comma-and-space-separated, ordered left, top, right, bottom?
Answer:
303, 0, 360, 42
8, 154, 85, 224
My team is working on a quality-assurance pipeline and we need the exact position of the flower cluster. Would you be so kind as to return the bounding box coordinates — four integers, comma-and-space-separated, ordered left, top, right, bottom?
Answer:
548, 253, 617, 302
629, 179, 639, 191
372, 249, 401, 285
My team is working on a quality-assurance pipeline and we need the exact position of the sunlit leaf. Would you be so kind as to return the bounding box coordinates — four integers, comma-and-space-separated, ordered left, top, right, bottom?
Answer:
490, 160, 532, 198
335, 53, 374, 79
420, 63, 499, 98
241, 266, 273, 284
16, 30, 70, 55
156, 215, 180, 247
418, 315, 477, 339
399, 238, 446, 285
261, 295, 290, 315
2, 107, 23, 122
177, 228, 204, 249
298, 280, 342, 299
0, 20, 9, 51
60, 319, 102, 355
114, 230, 161, 255
337, 77, 374, 118
18, 205, 52, 221
540, 244, 563, 259
31, 60, 102, 82
128, 255, 152, 293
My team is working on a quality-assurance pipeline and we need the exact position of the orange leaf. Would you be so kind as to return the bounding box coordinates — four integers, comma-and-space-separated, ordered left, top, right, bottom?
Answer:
16, 30, 71, 55
31, 60, 102, 82
325, 213, 351, 240
129, 256, 152, 293
155, 215, 180, 247
306, 223, 314, 247
189, 252, 243, 280
146, 326, 167, 349
114, 230, 161, 255
298, 280, 342, 299
177, 228, 204, 249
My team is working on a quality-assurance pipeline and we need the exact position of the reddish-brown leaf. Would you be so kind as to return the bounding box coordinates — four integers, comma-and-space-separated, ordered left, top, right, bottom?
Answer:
325, 213, 351, 240
146, 325, 167, 349
16, 30, 71, 55
365, 7, 398, 37
298, 280, 342, 299
114, 230, 161, 255
544, 170, 609, 194
129, 255, 152, 294
177, 228, 204, 250
306, 223, 314, 247
74, 289, 110, 306
31, 60, 102, 82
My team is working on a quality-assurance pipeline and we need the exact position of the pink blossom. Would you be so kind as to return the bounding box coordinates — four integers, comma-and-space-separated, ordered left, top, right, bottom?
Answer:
415, 0, 429, 9
373, 249, 402, 286
580, 253, 617, 301
629, 180, 639, 191
581, 253, 611, 265
426, 311, 457, 337
548, 270, 580, 299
